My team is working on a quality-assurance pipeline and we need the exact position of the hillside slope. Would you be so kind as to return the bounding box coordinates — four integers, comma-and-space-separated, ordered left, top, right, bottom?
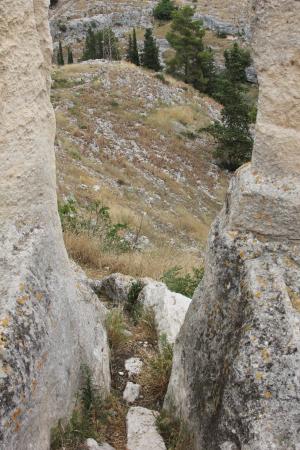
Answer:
52, 60, 228, 278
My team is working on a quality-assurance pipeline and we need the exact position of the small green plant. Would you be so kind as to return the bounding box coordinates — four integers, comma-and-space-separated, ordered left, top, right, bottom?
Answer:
58, 198, 132, 253
156, 410, 193, 450
155, 72, 169, 84
50, 366, 106, 449
105, 308, 129, 354
125, 280, 144, 323
161, 266, 204, 298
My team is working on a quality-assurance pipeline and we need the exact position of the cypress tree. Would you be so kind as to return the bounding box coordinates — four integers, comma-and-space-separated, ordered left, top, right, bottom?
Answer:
141, 28, 161, 71
126, 34, 133, 62
82, 28, 96, 61
57, 41, 64, 66
95, 31, 104, 59
131, 29, 140, 66
67, 46, 74, 64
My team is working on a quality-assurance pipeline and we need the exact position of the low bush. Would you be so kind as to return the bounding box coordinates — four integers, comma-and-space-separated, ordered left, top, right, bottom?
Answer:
161, 266, 204, 298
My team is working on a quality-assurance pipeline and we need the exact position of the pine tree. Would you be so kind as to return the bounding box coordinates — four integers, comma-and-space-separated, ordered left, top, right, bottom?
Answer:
131, 29, 140, 66
224, 42, 251, 83
67, 46, 74, 64
95, 31, 104, 59
57, 41, 64, 66
206, 80, 253, 170
166, 6, 215, 93
141, 28, 161, 71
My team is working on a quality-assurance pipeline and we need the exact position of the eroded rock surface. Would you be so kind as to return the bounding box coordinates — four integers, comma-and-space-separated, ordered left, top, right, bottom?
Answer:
126, 406, 166, 450
0, 1, 110, 449
165, 1, 300, 449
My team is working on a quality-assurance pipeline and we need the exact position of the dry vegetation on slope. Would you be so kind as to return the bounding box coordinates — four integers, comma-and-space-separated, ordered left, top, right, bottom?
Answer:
52, 60, 228, 279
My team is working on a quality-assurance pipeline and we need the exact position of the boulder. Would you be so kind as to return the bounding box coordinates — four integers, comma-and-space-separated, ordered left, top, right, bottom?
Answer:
126, 406, 166, 450
138, 281, 191, 344
100, 273, 136, 302
0, 1, 110, 449
123, 382, 141, 403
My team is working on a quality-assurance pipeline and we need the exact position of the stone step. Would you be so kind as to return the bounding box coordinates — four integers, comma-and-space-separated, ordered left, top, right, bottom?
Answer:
126, 406, 166, 450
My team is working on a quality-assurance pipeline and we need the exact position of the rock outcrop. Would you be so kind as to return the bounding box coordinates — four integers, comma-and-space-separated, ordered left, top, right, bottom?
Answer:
92, 273, 192, 344
0, 1, 110, 449
165, 1, 300, 449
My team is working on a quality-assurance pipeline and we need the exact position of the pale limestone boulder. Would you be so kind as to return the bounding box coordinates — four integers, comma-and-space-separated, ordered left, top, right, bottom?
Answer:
0, 1, 110, 449
123, 382, 141, 403
138, 281, 191, 344
127, 407, 166, 450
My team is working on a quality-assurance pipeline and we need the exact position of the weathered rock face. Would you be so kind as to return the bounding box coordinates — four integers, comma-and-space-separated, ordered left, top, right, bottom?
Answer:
165, 1, 300, 449
0, 1, 110, 449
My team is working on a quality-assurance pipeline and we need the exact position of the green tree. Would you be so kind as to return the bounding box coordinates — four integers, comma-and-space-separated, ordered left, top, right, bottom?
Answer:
141, 28, 161, 71
67, 46, 74, 64
166, 6, 215, 93
82, 28, 120, 61
82, 28, 96, 60
57, 41, 64, 66
153, 0, 177, 21
206, 81, 253, 170
126, 34, 133, 61
131, 28, 140, 65
224, 42, 251, 83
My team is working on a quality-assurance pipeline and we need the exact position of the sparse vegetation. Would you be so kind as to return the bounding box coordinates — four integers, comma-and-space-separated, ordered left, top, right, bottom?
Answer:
161, 266, 204, 298
50, 367, 106, 449
156, 410, 193, 450
106, 308, 130, 355
138, 334, 173, 407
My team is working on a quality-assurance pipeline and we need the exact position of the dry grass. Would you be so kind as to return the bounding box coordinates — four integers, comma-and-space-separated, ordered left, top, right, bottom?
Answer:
146, 104, 210, 133
64, 229, 201, 279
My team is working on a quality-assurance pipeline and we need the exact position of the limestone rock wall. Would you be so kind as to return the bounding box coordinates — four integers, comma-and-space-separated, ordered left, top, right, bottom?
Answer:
165, 1, 300, 449
0, 1, 110, 449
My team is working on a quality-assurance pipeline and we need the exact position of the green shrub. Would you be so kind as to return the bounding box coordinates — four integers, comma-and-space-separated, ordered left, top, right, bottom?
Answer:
161, 266, 204, 298
153, 0, 177, 21
58, 198, 131, 253
126, 280, 144, 323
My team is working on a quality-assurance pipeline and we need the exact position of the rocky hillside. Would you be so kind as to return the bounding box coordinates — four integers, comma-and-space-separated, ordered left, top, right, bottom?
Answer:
52, 60, 228, 278
49, 0, 250, 66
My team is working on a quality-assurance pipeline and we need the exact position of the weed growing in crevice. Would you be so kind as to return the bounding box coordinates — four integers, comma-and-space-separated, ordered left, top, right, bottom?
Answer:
138, 334, 173, 408
50, 366, 106, 449
106, 308, 129, 355
156, 410, 193, 450
161, 266, 204, 298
